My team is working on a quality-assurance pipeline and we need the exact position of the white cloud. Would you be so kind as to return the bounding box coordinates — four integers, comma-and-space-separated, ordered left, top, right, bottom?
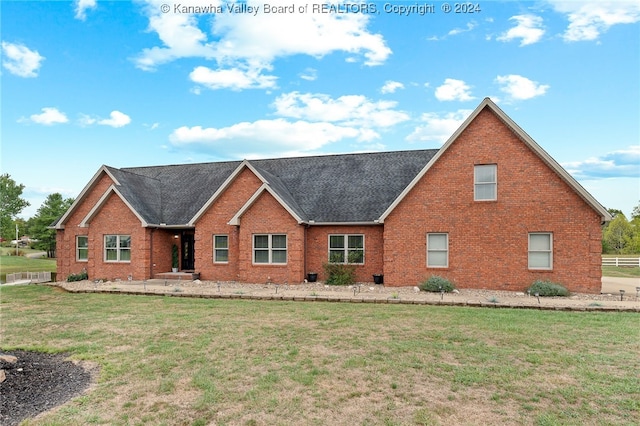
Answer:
1, 41, 45, 78
135, 0, 391, 90
406, 109, 472, 143
299, 68, 317, 81
448, 22, 477, 36
497, 15, 545, 46
169, 119, 378, 158
26, 107, 69, 125
495, 74, 549, 100
562, 145, 640, 179
547, 1, 640, 42
99, 111, 131, 127
79, 110, 131, 127
273, 91, 410, 128
189, 65, 277, 90
435, 79, 474, 102
380, 80, 404, 94
74, 0, 97, 21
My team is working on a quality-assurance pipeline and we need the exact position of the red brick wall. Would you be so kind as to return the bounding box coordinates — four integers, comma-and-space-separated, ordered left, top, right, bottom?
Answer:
194, 167, 263, 281
237, 191, 304, 284
56, 172, 150, 281
305, 225, 384, 283
383, 107, 603, 293
56, 173, 116, 280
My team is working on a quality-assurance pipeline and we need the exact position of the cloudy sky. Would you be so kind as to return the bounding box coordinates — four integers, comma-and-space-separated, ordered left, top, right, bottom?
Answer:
2, 0, 639, 219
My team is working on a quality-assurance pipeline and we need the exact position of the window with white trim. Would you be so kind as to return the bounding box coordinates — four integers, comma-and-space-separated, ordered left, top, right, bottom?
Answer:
214, 235, 229, 263
528, 233, 552, 270
104, 235, 131, 262
427, 233, 448, 268
76, 236, 88, 261
474, 164, 497, 201
329, 234, 364, 264
253, 234, 287, 264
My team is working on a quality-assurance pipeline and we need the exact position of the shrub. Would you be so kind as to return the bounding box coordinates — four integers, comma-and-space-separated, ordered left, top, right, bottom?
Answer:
322, 252, 360, 286
526, 280, 570, 297
67, 270, 88, 282
419, 275, 455, 293
322, 262, 356, 286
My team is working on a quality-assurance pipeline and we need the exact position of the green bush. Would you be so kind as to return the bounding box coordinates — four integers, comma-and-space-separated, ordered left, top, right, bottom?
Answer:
322, 262, 356, 286
419, 275, 455, 292
67, 270, 88, 282
526, 280, 570, 297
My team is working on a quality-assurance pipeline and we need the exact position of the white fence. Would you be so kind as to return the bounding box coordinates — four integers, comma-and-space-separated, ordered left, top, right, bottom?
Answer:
5, 271, 52, 284
602, 257, 640, 267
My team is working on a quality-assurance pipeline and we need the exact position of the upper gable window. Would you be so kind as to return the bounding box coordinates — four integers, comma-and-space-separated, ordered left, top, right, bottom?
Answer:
474, 164, 497, 201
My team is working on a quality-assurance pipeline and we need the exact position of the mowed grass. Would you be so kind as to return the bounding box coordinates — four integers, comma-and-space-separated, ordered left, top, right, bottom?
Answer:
2, 286, 639, 426
0, 255, 56, 283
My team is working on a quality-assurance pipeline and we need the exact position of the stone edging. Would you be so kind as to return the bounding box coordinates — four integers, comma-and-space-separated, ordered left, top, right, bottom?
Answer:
55, 286, 640, 313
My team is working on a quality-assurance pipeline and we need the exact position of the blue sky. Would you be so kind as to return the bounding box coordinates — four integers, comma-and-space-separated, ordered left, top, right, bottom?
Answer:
2, 0, 639, 219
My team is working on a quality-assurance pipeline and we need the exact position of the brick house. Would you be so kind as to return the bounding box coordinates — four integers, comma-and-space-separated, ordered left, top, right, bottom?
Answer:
54, 98, 611, 292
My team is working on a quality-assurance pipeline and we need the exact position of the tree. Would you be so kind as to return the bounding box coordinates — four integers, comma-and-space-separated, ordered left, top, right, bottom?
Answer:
0, 174, 30, 241
29, 193, 74, 257
603, 214, 632, 254
631, 201, 640, 221
607, 208, 624, 218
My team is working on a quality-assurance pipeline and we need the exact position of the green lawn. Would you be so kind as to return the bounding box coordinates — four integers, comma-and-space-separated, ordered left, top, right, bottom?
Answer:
2, 286, 638, 425
0, 255, 56, 283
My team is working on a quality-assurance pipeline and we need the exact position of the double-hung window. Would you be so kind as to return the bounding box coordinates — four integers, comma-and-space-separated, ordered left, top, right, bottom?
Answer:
214, 235, 229, 263
76, 236, 88, 261
474, 164, 497, 201
528, 233, 552, 270
427, 233, 448, 268
329, 235, 364, 264
253, 234, 287, 264
104, 235, 131, 262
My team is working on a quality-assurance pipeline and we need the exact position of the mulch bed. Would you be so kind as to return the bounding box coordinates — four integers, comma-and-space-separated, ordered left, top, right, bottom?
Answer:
0, 350, 94, 426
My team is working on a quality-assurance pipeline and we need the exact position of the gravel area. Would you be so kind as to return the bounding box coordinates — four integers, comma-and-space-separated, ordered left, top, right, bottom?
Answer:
57, 279, 640, 310
0, 350, 96, 426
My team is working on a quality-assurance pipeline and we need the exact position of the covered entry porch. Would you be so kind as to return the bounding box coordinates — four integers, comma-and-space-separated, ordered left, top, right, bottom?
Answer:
150, 227, 198, 279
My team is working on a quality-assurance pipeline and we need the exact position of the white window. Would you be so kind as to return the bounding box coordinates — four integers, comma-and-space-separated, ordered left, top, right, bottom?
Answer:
329, 235, 364, 264
474, 164, 497, 201
529, 233, 552, 270
214, 235, 228, 263
104, 235, 131, 262
76, 236, 88, 261
427, 233, 448, 268
253, 234, 287, 264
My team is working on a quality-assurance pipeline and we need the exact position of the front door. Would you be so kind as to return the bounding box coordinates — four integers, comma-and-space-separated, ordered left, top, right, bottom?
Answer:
182, 233, 195, 271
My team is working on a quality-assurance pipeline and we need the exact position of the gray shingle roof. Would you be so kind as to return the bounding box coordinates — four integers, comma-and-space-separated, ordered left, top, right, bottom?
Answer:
96, 149, 439, 226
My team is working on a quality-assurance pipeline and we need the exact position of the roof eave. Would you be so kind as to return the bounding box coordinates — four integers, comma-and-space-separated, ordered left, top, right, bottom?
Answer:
80, 185, 149, 228
228, 184, 305, 226
54, 165, 120, 229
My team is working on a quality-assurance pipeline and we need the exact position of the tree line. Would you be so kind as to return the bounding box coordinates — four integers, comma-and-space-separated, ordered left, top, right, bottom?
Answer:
602, 206, 640, 254
1, 174, 73, 257
1, 173, 639, 256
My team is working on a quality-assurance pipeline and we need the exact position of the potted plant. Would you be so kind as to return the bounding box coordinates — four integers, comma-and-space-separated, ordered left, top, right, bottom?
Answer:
307, 272, 318, 282
171, 244, 179, 272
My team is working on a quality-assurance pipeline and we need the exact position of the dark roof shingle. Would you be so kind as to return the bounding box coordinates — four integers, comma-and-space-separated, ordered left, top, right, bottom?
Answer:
104, 149, 439, 225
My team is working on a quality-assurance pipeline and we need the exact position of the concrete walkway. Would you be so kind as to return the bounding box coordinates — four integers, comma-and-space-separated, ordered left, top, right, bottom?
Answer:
601, 276, 640, 295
